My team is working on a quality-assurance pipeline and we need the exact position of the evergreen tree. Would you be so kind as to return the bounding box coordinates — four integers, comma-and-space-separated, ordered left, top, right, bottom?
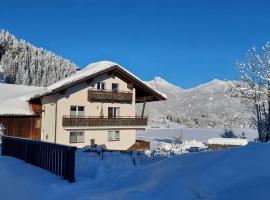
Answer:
0, 30, 77, 86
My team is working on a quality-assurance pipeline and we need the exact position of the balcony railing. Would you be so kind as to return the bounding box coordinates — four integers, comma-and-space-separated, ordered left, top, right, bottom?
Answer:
62, 116, 148, 127
88, 89, 133, 103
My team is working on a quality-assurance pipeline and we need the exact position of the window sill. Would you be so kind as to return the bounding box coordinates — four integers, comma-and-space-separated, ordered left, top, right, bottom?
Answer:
69, 142, 85, 144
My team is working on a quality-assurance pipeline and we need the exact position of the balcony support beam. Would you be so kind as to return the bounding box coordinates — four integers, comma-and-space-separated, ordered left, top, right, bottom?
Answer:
141, 98, 146, 118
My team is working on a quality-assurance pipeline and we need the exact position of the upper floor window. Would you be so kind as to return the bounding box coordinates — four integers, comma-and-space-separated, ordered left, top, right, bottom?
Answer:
108, 107, 120, 118
70, 106, 85, 117
97, 82, 105, 90
112, 83, 119, 91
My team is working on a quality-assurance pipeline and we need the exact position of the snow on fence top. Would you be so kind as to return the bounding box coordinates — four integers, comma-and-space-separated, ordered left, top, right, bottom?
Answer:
0, 83, 43, 115
208, 138, 248, 146
31, 61, 167, 100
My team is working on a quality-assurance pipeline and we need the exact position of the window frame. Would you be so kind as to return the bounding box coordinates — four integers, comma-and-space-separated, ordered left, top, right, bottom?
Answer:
108, 107, 120, 118
97, 82, 105, 90
112, 83, 119, 91
69, 131, 85, 143
108, 130, 120, 141
70, 105, 85, 117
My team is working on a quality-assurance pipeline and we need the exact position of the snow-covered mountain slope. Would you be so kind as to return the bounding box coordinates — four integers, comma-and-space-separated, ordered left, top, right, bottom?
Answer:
0, 30, 78, 86
147, 76, 183, 98
138, 77, 254, 128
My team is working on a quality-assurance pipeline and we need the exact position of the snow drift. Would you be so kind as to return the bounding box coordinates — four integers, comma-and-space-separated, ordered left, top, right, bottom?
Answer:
0, 142, 270, 200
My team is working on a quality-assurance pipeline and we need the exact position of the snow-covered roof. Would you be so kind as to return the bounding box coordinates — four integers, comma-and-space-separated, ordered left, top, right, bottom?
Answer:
0, 61, 166, 116
31, 61, 167, 101
208, 138, 248, 146
0, 83, 43, 116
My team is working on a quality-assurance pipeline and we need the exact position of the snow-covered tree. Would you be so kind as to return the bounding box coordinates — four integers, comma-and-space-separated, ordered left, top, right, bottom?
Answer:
0, 30, 78, 86
231, 42, 270, 141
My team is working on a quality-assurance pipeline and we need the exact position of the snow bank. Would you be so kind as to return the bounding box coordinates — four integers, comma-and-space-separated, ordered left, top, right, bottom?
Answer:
1, 142, 270, 199
137, 128, 257, 150
208, 138, 248, 146
157, 140, 206, 154
0, 83, 43, 115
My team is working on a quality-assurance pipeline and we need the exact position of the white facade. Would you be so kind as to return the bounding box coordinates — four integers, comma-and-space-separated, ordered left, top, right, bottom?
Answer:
41, 73, 140, 150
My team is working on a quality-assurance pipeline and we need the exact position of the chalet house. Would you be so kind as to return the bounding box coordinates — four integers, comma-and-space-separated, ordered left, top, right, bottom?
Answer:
0, 61, 166, 150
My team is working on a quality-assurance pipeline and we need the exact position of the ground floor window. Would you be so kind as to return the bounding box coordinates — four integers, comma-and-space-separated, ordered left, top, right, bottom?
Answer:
70, 132, 84, 143
108, 130, 120, 141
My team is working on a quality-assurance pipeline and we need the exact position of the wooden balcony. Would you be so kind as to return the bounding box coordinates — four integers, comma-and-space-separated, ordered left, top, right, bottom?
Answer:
62, 116, 148, 127
88, 89, 133, 103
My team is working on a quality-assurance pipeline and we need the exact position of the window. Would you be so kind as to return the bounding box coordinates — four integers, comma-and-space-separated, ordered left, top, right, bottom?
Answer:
70, 106, 85, 117
97, 82, 105, 90
112, 83, 119, 91
70, 132, 84, 143
108, 107, 120, 118
35, 119, 41, 128
108, 130, 120, 141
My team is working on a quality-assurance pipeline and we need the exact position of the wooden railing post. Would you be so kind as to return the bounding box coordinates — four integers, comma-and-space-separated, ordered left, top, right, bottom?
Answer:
25, 141, 29, 163
141, 98, 146, 118
66, 147, 76, 183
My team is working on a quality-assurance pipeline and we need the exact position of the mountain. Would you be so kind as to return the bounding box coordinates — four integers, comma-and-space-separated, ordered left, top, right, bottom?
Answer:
140, 77, 254, 128
146, 76, 183, 98
0, 30, 78, 86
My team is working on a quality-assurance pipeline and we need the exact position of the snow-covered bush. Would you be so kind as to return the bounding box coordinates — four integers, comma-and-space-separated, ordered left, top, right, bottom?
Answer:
239, 132, 247, 139
220, 129, 237, 138
0, 123, 5, 142
156, 140, 206, 155
172, 133, 183, 145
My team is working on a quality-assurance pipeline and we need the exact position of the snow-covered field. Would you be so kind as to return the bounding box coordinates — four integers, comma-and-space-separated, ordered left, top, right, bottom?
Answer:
137, 128, 258, 150
0, 141, 270, 200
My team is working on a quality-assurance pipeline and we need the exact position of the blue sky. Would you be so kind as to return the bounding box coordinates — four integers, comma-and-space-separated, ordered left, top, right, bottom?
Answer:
1, 0, 270, 88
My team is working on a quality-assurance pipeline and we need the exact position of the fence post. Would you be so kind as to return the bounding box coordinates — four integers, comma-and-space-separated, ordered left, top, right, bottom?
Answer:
1, 136, 5, 156
66, 147, 76, 183
101, 149, 104, 160
25, 142, 29, 163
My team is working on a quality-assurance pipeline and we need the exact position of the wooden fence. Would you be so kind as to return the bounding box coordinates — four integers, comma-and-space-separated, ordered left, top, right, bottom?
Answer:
1, 136, 77, 182
208, 144, 242, 151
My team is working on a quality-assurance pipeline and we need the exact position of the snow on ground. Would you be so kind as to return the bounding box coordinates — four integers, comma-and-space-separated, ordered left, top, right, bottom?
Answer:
208, 138, 248, 146
0, 142, 270, 200
137, 128, 258, 150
